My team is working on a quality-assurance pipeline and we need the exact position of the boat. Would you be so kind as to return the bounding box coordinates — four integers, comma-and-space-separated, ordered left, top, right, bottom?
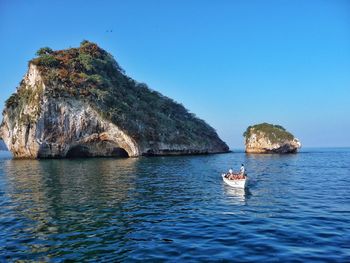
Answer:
221, 173, 248, 188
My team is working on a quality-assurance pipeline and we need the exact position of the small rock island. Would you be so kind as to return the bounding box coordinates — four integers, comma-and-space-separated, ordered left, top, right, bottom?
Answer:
244, 123, 301, 153
0, 41, 229, 158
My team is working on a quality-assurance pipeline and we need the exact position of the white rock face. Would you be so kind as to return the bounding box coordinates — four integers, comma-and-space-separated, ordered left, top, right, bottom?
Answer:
1, 98, 139, 158
27, 63, 42, 87
245, 130, 301, 154
0, 64, 138, 158
0, 64, 228, 158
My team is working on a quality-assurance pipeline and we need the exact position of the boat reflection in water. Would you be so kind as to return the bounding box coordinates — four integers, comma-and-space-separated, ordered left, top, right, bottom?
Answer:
223, 185, 249, 204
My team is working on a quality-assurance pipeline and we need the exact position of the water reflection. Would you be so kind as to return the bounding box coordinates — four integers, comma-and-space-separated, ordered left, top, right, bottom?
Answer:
4, 158, 138, 211
1, 150, 349, 262
223, 185, 248, 204
2, 158, 138, 260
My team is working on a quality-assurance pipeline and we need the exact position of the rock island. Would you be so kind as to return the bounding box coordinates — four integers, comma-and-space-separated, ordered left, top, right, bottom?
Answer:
0, 41, 229, 158
244, 123, 301, 153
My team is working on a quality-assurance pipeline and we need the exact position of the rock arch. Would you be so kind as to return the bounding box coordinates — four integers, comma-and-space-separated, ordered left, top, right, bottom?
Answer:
65, 140, 131, 158
111, 147, 129, 157
66, 145, 90, 158
35, 99, 141, 159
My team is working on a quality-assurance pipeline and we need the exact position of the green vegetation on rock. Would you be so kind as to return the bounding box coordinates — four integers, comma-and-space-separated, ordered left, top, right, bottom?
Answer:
243, 123, 294, 144
35, 47, 53, 56
8, 40, 224, 149
5, 81, 44, 126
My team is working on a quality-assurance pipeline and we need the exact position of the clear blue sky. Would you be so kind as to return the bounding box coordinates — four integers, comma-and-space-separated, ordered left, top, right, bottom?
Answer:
1, 0, 349, 148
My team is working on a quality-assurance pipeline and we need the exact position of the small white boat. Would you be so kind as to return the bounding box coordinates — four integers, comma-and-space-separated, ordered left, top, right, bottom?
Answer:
221, 173, 248, 188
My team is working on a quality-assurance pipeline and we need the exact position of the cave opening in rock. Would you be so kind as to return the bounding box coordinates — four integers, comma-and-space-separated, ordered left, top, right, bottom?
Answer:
66, 145, 91, 158
111, 147, 129, 158
66, 144, 129, 158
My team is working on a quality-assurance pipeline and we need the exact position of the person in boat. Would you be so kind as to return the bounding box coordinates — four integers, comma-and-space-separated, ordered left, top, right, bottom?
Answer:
225, 168, 234, 178
228, 168, 240, 180
239, 164, 245, 179
240, 164, 245, 175
225, 165, 246, 180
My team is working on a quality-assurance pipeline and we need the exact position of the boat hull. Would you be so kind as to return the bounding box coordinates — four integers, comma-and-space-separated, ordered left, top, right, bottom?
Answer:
221, 174, 248, 188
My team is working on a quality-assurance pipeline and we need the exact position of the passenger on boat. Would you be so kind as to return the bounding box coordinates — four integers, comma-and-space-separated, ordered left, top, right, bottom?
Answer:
240, 164, 245, 176
228, 169, 238, 180
225, 168, 234, 178
232, 164, 245, 179
228, 174, 236, 180
226, 164, 246, 180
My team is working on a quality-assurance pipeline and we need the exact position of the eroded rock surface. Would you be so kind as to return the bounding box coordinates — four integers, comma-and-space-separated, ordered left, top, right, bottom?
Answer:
0, 42, 228, 158
244, 123, 301, 154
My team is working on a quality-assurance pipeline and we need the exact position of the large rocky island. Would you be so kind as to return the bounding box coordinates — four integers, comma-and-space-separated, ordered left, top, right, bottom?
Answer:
244, 123, 301, 153
0, 41, 229, 158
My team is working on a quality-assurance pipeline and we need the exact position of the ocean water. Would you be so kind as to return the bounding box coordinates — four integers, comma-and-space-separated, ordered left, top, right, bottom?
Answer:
0, 148, 349, 262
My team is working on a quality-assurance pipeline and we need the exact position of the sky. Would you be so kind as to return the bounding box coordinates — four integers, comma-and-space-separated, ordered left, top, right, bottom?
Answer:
0, 0, 349, 148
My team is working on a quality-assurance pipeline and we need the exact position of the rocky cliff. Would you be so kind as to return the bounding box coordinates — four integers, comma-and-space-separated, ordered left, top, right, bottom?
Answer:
0, 41, 229, 158
244, 123, 301, 153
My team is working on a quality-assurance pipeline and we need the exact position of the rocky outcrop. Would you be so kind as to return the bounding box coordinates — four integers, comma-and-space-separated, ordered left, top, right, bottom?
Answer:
244, 123, 301, 153
0, 42, 228, 158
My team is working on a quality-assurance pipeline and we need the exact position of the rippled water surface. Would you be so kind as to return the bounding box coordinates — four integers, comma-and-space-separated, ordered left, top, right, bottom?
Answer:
0, 149, 349, 262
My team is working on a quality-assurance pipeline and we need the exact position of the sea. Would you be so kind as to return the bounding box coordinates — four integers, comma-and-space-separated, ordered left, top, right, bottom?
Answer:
0, 148, 349, 262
